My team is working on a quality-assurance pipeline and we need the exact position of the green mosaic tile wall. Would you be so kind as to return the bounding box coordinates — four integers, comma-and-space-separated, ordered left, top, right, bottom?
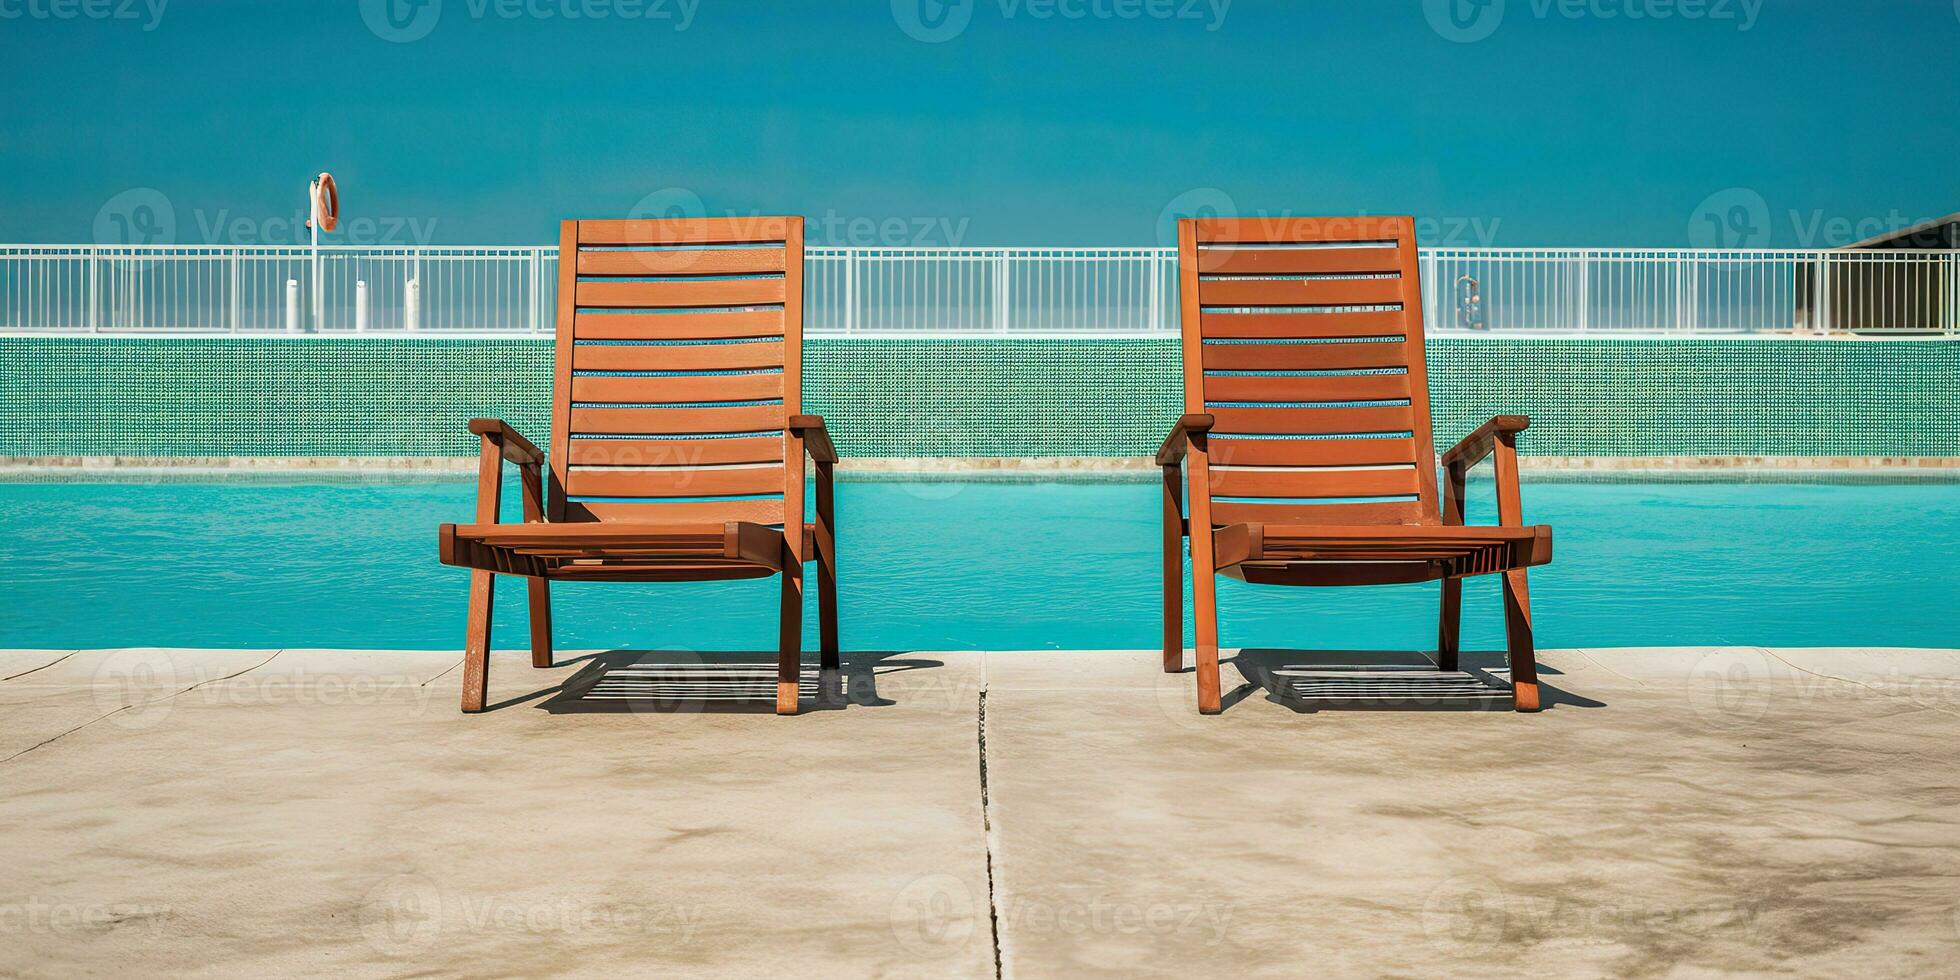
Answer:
1, 336, 1953, 458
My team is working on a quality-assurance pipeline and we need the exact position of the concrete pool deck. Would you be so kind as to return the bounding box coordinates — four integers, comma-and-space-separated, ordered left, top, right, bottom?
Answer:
2, 646, 1958, 977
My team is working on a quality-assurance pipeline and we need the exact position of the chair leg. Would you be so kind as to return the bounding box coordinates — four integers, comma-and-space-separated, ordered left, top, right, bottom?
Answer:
1162, 466, 1184, 674
527, 577, 553, 668
816, 538, 839, 673
1192, 568, 1222, 715
460, 569, 495, 713
1502, 568, 1542, 712
778, 562, 803, 716
1437, 577, 1462, 672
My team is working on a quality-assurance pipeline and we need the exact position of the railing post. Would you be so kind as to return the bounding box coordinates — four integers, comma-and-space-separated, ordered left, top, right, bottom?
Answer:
1816, 253, 1832, 335
1576, 250, 1591, 332
532, 248, 545, 333
1949, 250, 1958, 336
1147, 251, 1161, 333
87, 247, 99, 333
994, 249, 1010, 333
844, 249, 857, 334
1680, 254, 1698, 333
1421, 250, 1437, 333
230, 248, 241, 332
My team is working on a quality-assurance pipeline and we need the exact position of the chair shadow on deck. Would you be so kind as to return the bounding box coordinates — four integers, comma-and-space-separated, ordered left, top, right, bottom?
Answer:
492, 651, 939, 715
1212, 649, 1606, 714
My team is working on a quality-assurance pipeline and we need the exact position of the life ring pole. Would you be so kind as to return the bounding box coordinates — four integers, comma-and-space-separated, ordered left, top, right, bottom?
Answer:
307, 173, 338, 331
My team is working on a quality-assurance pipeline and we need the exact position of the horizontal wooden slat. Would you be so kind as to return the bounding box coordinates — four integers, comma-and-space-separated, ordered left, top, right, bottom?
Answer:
1191, 216, 1411, 245
566, 466, 787, 499
573, 341, 784, 372
577, 217, 791, 246
1205, 437, 1419, 468
545, 563, 779, 582
568, 436, 785, 467
1199, 310, 1407, 339
1207, 405, 1414, 436
573, 373, 784, 404
570, 404, 784, 435
1200, 277, 1405, 308
577, 248, 785, 277
1208, 465, 1420, 499
1196, 247, 1400, 275
1202, 340, 1411, 372
454, 522, 723, 548
574, 310, 784, 340
1211, 499, 1426, 526
1203, 373, 1410, 404
563, 499, 787, 524
578, 278, 786, 310
1250, 524, 1547, 561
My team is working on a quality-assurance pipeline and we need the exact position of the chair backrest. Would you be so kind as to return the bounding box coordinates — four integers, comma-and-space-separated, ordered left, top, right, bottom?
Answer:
1178, 215, 1441, 527
548, 216, 803, 524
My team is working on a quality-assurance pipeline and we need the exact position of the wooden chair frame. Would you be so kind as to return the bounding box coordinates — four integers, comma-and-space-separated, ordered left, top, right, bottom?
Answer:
438, 217, 837, 715
1159, 216, 1552, 714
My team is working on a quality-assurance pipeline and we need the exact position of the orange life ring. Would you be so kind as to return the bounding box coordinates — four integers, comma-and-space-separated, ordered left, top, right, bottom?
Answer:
310, 173, 339, 233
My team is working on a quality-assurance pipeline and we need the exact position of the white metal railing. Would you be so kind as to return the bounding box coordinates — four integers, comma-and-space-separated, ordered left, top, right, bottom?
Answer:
2, 245, 1954, 337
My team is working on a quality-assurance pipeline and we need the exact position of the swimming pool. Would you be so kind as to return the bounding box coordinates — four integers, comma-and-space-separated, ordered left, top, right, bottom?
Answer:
2, 477, 1955, 651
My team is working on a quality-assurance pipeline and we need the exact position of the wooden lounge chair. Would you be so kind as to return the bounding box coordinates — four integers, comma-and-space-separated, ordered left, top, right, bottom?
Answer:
438, 216, 837, 715
1158, 216, 1552, 714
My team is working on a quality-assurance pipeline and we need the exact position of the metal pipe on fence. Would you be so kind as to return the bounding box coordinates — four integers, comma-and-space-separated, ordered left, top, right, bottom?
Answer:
4, 243, 1958, 337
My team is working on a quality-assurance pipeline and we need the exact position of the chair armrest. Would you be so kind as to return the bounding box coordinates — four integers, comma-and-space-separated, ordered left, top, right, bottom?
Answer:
1440, 415, 1528, 471
467, 418, 545, 467
1156, 413, 1215, 466
789, 415, 838, 463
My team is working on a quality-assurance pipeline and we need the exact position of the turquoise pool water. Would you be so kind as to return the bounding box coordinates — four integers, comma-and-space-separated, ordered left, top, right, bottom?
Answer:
1, 478, 1955, 651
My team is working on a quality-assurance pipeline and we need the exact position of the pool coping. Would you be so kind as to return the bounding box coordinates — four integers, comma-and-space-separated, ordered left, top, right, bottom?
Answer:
2, 454, 1956, 484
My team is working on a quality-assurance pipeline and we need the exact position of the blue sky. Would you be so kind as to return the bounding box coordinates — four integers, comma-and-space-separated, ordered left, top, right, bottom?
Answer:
2, 0, 1956, 247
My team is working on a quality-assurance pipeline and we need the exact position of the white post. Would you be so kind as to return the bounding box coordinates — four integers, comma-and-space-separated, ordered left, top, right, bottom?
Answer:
404, 277, 420, 331
994, 249, 1010, 333
1576, 250, 1591, 332
844, 250, 857, 334
355, 280, 369, 333
87, 247, 100, 333
285, 278, 301, 333
309, 179, 322, 332
229, 249, 241, 332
